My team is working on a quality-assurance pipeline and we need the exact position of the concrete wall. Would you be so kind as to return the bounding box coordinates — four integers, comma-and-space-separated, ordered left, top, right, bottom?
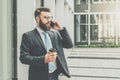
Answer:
17, 0, 35, 80
0, 0, 13, 80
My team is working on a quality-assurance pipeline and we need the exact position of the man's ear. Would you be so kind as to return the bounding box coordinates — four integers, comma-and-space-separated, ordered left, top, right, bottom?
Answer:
36, 16, 40, 23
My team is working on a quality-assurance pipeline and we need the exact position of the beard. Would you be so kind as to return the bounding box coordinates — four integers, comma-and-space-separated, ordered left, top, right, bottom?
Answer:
39, 19, 50, 31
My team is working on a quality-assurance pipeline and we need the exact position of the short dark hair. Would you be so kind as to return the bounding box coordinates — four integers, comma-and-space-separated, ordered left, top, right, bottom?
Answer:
34, 7, 51, 18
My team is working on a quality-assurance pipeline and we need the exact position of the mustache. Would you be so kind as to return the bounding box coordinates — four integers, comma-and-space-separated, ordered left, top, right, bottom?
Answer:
39, 19, 50, 31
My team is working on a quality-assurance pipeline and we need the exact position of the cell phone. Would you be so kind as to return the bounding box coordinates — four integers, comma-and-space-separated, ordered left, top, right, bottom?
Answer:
50, 21, 54, 28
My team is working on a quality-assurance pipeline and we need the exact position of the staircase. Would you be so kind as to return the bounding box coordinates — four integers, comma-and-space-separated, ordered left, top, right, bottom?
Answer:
66, 48, 120, 80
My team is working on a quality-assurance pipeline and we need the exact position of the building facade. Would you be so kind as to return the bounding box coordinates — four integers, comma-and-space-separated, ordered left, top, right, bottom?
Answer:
0, 0, 74, 80
0, 0, 15, 80
74, 0, 120, 46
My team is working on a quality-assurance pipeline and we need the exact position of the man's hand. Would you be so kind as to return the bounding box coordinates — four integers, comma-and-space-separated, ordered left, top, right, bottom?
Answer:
52, 20, 63, 30
45, 52, 57, 63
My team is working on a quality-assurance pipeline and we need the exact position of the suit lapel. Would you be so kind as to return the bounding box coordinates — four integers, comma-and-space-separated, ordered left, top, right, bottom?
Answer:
34, 29, 46, 50
34, 29, 55, 50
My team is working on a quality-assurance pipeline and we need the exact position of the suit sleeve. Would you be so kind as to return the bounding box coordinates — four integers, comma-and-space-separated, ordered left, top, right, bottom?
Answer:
58, 27, 73, 48
19, 33, 46, 66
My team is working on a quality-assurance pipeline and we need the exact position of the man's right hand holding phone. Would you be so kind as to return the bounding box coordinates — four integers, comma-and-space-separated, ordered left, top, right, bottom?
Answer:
50, 20, 63, 30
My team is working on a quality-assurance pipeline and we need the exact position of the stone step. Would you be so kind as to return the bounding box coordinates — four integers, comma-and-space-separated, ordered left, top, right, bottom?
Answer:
67, 58, 120, 68
59, 75, 120, 80
72, 48, 120, 53
60, 68, 120, 80
69, 77, 120, 80
65, 48, 120, 80
69, 68, 120, 79
69, 51, 120, 59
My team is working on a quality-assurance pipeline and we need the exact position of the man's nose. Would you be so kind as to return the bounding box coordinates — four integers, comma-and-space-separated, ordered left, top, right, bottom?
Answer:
47, 19, 51, 21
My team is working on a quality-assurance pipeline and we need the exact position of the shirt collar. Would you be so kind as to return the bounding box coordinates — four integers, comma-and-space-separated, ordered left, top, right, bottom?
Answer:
36, 27, 44, 35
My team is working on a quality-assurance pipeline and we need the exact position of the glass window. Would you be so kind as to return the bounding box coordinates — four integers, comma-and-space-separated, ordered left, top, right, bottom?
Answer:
74, 15, 81, 43
75, 0, 81, 5
80, 25, 88, 41
81, 0, 87, 4
74, 15, 88, 43
102, 0, 116, 3
92, 0, 116, 3
80, 15, 88, 24
94, 0, 99, 1
90, 15, 99, 24
92, 0, 101, 4
106, 0, 111, 1
75, 0, 88, 5
90, 25, 98, 40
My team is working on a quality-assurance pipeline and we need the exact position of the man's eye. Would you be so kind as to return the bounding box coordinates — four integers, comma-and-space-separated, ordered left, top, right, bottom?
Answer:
44, 16, 53, 20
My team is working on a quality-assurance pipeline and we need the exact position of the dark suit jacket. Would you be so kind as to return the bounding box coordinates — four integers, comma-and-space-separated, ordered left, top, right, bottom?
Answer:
20, 27, 73, 80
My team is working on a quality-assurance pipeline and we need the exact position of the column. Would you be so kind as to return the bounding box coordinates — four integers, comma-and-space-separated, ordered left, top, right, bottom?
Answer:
44, 0, 56, 18
55, 0, 64, 25
0, 0, 3, 79
115, 0, 119, 45
88, 0, 91, 45
0, 0, 13, 80
2, 0, 9, 79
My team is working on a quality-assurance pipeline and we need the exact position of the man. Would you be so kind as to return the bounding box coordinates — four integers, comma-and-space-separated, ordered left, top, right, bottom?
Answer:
20, 7, 73, 80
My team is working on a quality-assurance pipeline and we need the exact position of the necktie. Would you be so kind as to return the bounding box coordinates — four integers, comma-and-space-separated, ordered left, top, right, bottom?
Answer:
42, 32, 56, 73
